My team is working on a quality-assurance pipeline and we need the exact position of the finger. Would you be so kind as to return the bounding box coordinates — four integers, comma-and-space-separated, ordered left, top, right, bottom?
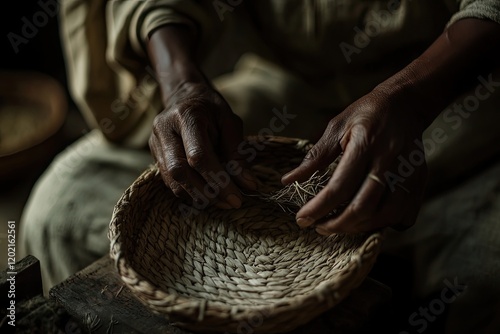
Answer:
181, 124, 243, 208
157, 133, 213, 206
315, 185, 407, 235
317, 161, 425, 235
314, 171, 387, 233
218, 113, 259, 191
150, 133, 177, 190
312, 146, 404, 232
296, 132, 370, 228
281, 120, 343, 185
168, 180, 190, 201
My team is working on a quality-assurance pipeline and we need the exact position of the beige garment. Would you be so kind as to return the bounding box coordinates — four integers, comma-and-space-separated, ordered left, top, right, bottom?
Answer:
60, 0, 500, 183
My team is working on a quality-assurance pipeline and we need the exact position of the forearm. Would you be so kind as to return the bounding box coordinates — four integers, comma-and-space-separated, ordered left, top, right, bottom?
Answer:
146, 25, 207, 103
376, 18, 500, 127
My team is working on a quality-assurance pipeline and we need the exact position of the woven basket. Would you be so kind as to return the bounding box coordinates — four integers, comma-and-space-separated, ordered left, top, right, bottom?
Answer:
109, 136, 383, 333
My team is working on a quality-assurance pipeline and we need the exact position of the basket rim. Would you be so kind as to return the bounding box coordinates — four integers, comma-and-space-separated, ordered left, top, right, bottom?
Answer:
108, 167, 383, 319
108, 137, 384, 329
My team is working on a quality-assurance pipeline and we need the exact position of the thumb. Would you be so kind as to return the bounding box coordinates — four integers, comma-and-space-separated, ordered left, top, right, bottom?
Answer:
281, 126, 343, 185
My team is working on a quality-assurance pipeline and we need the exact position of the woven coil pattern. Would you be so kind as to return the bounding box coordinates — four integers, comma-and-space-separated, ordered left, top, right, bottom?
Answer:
109, 136, 383, 333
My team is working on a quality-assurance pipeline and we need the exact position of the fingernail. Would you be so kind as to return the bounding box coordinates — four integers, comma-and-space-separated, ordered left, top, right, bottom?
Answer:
241, 170, 258, 190
315, 227, 331, 236
226, 194, 242, 209
215, 201, 232, 210
281, 172, 292, 184
296, 217, 315, 228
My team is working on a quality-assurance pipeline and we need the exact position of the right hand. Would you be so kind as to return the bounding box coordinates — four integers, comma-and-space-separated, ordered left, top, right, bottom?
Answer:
149, 81, 258, 210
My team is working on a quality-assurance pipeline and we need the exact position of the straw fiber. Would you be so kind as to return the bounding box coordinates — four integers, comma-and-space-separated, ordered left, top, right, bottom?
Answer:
109, 136, 383, 333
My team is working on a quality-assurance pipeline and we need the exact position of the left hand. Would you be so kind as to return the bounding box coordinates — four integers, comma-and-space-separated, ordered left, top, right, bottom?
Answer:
282, 86, 430, 234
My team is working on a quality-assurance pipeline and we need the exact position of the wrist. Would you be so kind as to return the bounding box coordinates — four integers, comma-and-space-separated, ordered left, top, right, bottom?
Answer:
374, 58, 451, 127
146, 24, 207, 103
155, 62, 207, 101
375, 18, 500, 128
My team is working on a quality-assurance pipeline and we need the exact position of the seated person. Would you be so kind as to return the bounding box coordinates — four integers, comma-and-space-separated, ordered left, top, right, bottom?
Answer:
21, 1, 500, 332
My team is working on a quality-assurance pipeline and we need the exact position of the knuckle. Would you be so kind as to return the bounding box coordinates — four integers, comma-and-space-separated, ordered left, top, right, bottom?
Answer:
326, 176, 343, 192
179, 108, 199, 129
152, 114, 165, 131
326, 118, 347, 139
303, 146, 322, 163
152, 114, 173, 137
322, 187, 335, 202
349, 124, 371, 148
170, 183, 185, 197
326, 118, 341, 132
348, 201, 372, 221
320, 185, 340, 205
303, 136, 340, 165
166, 162, 188, 182
186, 150, 207, 170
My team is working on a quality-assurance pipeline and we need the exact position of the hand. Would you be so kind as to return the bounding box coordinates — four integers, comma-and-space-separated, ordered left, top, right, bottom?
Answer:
282, 18, 500, 234
282, 87, 430, 234
149, 81, 257, 210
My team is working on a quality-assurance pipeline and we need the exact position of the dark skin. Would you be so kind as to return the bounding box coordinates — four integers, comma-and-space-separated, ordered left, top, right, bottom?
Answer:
147, 18, 500, 233
147, 26, 258, 210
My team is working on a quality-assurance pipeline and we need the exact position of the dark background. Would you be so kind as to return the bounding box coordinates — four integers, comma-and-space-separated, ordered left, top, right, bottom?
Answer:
1, 0, 86, 134
1, 1, 67, 90
0, 1, 86, 275
1, 0, 88, 167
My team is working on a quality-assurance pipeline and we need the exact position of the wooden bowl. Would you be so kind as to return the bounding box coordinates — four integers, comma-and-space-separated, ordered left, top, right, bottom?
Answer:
0, 71, 67, 184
